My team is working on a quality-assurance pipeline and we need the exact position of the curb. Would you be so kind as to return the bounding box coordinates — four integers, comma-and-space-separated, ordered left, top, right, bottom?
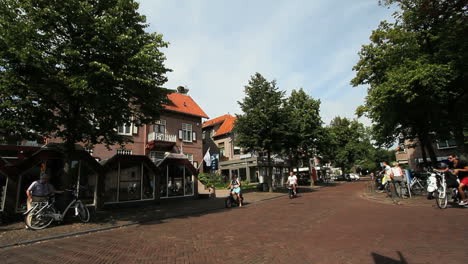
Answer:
0, 193, 286, 249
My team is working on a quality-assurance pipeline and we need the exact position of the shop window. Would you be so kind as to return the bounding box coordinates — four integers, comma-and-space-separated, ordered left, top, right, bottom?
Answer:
168, 164, 184, 197
0, 173, 7, 212
104, 164, 119, 203
16, 160, 65, 212
77, 163, 98, 205
185, 168, 193, 196
119, 161, 142, 201
160, 166, 168, 198
142, 165, 155, 200
239, 168, 247, 181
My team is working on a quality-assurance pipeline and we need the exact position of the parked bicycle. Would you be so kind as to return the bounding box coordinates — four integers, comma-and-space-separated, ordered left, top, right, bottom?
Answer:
408, 172, 428, 196
24, 188, 90, 230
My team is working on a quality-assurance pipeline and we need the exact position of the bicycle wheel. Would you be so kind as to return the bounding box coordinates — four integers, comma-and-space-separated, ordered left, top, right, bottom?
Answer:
225, 197, 233, 208
77, 202, 90, 223
25, 206, 55, 230
435, 185, 448, 209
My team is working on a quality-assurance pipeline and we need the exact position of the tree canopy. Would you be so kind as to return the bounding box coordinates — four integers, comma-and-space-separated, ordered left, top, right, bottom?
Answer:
283, 88, 323, 183
0, 0, 171, 151
352, 0, 467, 158
235, 73, 286, 191
326, 117, 372, 173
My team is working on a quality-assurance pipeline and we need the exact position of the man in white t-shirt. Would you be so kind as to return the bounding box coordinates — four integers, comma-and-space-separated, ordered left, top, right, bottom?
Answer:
382, 161, 393, 184
286, 172, 298, 195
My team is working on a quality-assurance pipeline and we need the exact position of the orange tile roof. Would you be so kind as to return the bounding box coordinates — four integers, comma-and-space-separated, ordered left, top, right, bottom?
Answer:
164, 93, 208, 118
214, 116, 236, 137
202, 114, 233, 128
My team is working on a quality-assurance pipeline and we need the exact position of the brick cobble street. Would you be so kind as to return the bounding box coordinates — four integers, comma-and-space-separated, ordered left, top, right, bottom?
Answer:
1, 181, 467, 264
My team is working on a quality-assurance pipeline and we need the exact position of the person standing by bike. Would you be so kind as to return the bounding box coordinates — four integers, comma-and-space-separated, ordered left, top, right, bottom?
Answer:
448, 156, 468, 205
286, 171, 298, 195
391, 162, 406, 197
25, 163, 62, 228
228, 175, 243, 207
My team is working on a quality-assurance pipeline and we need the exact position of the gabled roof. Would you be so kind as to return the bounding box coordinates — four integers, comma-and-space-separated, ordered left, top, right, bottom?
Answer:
163, 93, 209, 118
202, 114, 233, 128
214, 116, 236, 137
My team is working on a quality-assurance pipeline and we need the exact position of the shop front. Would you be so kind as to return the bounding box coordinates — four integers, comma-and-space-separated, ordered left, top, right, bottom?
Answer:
0, 145, 102, 219
155, 154, 198, 199
100, 155, 158, 205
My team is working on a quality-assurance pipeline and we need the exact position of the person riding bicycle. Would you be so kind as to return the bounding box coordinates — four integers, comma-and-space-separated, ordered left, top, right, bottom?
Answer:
376, 161, 393, 193
286, 171, 298, 195
448, 155, 468, 205
228, 175, 243, 207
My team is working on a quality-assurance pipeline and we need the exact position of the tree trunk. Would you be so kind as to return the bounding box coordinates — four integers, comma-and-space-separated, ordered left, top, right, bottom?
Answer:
309, 157, 315, 187
267, 151, 273, 192
417, 134, 428, 168
425, 138, 438, 167
62, 137, 77, 189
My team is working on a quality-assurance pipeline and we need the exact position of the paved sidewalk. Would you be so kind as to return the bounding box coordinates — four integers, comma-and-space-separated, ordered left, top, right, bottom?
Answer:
1, 181, 466, 264
0, 190, 297, 248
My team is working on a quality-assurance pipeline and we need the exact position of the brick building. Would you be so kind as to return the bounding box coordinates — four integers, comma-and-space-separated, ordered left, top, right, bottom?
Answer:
395, 138, 461, 169
202, 114, 289, 186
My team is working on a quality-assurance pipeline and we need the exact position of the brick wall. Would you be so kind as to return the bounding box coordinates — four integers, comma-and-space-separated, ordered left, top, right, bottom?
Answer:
48, 111, 204, 163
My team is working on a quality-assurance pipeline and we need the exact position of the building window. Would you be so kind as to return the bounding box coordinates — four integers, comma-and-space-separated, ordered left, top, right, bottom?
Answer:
117, 149, 132, 155
182, 123, 192, 142
202, 131, 206, 140
218, 142, 225, 158
234, 146, 241, 155
154, 120, 166, 134
186, 153, 194, 164
437, 139, 457, 149
117, 124, 133, 136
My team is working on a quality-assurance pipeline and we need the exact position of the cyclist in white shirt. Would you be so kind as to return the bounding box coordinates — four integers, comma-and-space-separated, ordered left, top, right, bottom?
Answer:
286, 172, 298, 195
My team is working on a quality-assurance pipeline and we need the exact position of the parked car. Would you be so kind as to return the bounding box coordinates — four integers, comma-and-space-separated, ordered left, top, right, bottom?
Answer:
334, 174, 345, 181
349, 173, 360, 181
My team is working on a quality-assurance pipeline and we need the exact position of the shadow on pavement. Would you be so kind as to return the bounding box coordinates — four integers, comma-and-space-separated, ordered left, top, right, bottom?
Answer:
371, 251, 408, 264
0, 191, 284, 248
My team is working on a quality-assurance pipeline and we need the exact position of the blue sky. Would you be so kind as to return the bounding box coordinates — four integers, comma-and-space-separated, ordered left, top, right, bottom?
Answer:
138, 0, 395, 125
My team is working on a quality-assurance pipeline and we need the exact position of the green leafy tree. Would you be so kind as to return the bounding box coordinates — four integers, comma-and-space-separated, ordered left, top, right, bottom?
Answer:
0, 0, 171, 155
352, 0, 468, 161
284, 88, 323, 185
327, 117, 372, 173
235, 73, 286, 192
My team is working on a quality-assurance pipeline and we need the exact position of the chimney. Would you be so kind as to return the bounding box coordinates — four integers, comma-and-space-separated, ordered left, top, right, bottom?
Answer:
176, 86, 189, 94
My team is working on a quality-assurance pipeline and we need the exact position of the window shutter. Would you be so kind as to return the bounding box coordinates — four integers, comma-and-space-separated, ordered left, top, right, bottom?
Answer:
132, 124, 138, 135
178, 129, 183, 140
192, 131, 196, 142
